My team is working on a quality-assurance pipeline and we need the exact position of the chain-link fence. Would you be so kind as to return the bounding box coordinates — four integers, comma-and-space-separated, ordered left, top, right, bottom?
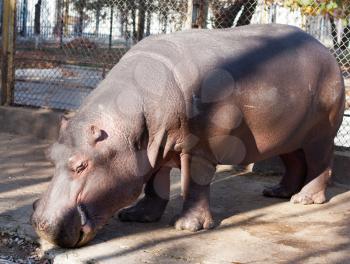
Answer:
13, 0, 188, 109
1, 0, 350, 148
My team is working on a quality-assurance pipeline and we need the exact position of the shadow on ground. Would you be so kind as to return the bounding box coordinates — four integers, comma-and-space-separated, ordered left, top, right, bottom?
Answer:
47, 170, 350, 264
0, 133, 52, 237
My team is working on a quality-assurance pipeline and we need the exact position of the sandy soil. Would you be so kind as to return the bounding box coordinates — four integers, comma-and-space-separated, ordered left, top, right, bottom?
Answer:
0, 133, 349, 263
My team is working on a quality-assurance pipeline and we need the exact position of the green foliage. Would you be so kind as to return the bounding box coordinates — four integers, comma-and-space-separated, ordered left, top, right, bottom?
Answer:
266, 0, 350, 19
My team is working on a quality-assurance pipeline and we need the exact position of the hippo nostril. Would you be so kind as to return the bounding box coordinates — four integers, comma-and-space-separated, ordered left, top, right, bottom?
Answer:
37, 220, 48, 232
77, 204, 87, 226
75, 205, 96, 247
32, 199, 40, 211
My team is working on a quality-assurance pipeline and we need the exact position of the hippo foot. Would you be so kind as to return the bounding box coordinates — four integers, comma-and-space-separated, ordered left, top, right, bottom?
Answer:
172, 209, 215, 232
262, 184, 295, 199
118, 196, 168, 223
290, 190, 326, 205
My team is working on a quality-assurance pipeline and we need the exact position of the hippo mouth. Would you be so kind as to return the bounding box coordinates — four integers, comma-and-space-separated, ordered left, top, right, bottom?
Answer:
76, 204, 96, 247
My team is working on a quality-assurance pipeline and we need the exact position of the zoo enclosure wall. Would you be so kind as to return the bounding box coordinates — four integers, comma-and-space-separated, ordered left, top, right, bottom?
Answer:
0, 0, 349, 149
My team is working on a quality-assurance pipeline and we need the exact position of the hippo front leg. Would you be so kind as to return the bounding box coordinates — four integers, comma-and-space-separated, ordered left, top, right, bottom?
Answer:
118, 166, 170, 222
173, 155, 216, 232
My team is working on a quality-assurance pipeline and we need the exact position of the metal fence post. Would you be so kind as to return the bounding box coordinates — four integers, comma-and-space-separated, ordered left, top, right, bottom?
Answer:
1, 0, 16, 106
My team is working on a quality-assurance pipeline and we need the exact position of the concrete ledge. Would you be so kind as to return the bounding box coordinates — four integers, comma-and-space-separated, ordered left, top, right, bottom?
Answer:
0, 106, 63, 140
333, 151, 350, 186
0, 106, 349, 186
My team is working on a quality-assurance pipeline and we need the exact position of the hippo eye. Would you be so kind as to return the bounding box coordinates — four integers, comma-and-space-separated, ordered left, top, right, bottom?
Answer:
75, 161, 88, 174
68, 155, 89, 174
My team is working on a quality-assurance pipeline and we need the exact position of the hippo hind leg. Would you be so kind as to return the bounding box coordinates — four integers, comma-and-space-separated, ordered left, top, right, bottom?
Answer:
118, 167, 170, 222
290, 139, 333, 205
263, 149, 307, 199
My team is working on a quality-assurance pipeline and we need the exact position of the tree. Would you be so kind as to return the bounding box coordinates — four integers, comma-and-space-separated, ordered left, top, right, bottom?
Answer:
159, 1, 169, 33
72, 0, 87, 36
72, 0, 114, 37
131, 2, 137, 41
145, 8, 152, 36
34, 0, 42, 35
94, 2, 102, 35
20, 0, 28, 36
109, 5, 114, 48
137, 0, 146, 41
157, 0, 188, 32
70, 0, 187, 42
210, 0, 258, 28
85, 0, 110, 36
266, 0, 350, 49
186, 0, 209, 28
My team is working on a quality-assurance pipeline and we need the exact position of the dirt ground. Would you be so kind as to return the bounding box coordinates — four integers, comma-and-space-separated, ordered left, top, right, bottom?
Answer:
0, 231, 45, 264
0, 132, 349, 264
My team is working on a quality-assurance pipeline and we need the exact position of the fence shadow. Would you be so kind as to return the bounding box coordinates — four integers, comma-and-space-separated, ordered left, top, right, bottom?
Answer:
42, 168, 349, 263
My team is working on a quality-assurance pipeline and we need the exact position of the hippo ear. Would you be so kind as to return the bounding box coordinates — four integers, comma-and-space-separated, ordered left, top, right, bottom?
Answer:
147, 128, 166, 168
89, 125, 108, 145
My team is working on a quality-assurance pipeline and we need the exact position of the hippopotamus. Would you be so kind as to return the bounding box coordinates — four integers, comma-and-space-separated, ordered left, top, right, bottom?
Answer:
31, 24, 345, 248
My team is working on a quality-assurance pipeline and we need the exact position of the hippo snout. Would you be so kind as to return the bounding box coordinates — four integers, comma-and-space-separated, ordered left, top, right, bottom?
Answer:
31, 204, 88, 248
32, 199, 40, 210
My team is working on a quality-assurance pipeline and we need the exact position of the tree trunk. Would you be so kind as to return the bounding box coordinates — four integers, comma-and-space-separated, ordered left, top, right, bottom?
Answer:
270, 3, 277, 23
64, 0, 69, 36
21, 0, 28, 36
120, 11, 124, 37
236, 0, 257, 26
118, 6, 126, 37
329, 16, 339, 49
109, 6, 114, 49
0, 0, 3, 35
340, 25, 350, 50
158, 1, 168, 33
53, 0, 62, 37
212, 0, 257, 29
78, 9, 84, 36
60, 16, 64, 48
161, 11, 168, 33
55, 0, 62, 23
95, 5, 101, 36
137, 0, 146, 41
212, 1, 242, 28
187, 0, 209, 28
34, 0, 42, 35
195, 0, 208, 28
124, 10, 129, 40
131, 4, 136, 42
146, 9, 151, 36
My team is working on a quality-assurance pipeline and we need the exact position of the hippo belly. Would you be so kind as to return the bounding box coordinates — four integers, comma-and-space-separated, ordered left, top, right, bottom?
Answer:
179, 25, 345, 167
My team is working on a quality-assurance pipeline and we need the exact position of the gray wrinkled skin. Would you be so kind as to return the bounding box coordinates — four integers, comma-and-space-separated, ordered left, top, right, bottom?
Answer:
31, 24, 345, 248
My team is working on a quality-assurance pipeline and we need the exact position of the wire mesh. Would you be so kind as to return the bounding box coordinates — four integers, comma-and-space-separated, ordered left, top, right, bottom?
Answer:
13, 0, 188, 110
6, 0, 350, 148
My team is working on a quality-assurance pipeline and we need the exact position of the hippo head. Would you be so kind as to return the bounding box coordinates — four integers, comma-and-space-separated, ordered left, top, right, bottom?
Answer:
31, 113, 154, 248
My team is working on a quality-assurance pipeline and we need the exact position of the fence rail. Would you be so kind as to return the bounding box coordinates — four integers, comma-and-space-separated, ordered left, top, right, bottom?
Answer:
1, 0, 350, 149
